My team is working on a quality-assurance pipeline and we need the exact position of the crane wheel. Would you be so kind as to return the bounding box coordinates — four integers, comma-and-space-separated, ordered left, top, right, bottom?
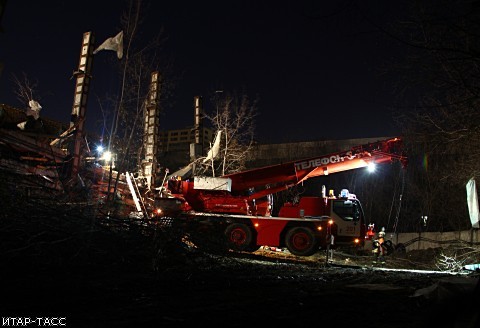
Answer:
285, 227, 319, 256
225, 223, 255, 252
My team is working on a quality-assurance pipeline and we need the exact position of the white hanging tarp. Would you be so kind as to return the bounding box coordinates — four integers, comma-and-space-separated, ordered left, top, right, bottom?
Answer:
27, 100, 42, 119
203, 130, 222, 163
17, 100, 42, 130
466, 178, 480, 228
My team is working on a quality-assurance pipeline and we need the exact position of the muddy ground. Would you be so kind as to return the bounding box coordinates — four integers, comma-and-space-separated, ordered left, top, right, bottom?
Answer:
1, 209, 480, 328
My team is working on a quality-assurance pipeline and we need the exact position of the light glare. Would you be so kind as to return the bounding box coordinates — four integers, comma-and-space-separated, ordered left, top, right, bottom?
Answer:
103, 151, 112, 162
367, 162, 376, 173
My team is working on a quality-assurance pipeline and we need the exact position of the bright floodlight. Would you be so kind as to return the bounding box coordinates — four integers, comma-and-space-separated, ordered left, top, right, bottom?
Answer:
97, 145, 104, 153
367, 162, 376, 173
103, 151, 112, 162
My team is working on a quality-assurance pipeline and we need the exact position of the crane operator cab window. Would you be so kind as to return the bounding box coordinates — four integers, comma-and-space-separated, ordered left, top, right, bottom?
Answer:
332, 199, 362, 222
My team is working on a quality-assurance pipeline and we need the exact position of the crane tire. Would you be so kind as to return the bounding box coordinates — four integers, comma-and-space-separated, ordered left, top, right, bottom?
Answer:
225, 223, 254, 252
285, 227, 319, 256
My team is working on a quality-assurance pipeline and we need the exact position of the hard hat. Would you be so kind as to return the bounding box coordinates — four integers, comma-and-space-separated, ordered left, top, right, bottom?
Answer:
378, 231, 385, 237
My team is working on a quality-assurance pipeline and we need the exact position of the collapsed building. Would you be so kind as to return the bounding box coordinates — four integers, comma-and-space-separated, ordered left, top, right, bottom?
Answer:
0, 32, 144, 217
0, 30, 215, 220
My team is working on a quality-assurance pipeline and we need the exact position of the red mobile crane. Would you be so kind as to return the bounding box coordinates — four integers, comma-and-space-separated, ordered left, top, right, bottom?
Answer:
157, 137, 407, 256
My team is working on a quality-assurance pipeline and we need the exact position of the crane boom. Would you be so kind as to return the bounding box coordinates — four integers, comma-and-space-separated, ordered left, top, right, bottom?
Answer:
163, 137, 406, 216
222, 137, 406, 197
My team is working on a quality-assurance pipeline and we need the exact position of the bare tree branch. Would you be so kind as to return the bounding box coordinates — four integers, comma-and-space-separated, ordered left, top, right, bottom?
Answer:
11, 72, 39, 106
199, 91, 258, 176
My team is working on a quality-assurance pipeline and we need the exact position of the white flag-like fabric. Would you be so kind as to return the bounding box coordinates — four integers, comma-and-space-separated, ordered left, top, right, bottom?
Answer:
466, 178, 480, 228
18, 99, 42, 129
203, 130, 222, 163
93, 31, 124, 59
27, 100, 42, 119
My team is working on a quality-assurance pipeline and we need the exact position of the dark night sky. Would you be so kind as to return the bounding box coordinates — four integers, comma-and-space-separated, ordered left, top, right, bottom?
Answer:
0, 1, 405, 143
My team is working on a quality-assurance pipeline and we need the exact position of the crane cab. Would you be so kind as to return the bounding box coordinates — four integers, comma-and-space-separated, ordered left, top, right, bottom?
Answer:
277, 189, 366, 248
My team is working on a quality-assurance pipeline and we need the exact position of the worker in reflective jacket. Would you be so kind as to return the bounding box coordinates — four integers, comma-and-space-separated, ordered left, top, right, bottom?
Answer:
372, 230, 386, 264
